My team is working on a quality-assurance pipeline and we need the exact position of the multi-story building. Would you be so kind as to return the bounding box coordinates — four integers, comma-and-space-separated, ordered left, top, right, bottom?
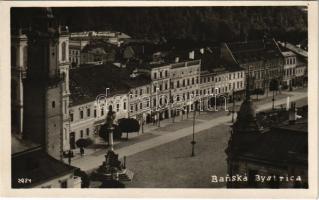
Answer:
68, 64, 152, 149
80, 41, 117, 65
222, 39, 284, 95
149, 63, 171, 120
170, 59, 201, 117
281, 51, 297, 87
278, 42, 308, 89
69, 39, 89, 67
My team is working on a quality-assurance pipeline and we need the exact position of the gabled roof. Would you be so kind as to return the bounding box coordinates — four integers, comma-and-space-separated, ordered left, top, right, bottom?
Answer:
69, 64, 151, 106
226, 39, 282, 64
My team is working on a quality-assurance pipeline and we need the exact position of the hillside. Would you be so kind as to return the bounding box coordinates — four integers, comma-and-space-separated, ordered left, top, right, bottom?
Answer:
11, 7, 307, 44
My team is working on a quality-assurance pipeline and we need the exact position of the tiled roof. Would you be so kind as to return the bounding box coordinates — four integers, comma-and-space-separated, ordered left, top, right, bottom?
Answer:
12, 148, 75, 188
227, 40, 282, 64
231, 118, 308, 166
69, 64, 151, 106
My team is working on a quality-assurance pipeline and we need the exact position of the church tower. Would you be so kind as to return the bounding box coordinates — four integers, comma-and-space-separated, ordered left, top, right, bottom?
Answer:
226, 75, 261, 188
23, 8, 67, 160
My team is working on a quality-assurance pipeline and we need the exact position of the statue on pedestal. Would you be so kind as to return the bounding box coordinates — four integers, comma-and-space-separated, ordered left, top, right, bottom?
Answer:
92, 105, 134, 185
105, 105, 116, 151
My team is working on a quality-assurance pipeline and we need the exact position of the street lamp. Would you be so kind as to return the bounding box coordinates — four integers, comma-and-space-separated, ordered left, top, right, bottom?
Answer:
231, 89, 235, 123
128, 91, 132, 118
191, 100, 199, 157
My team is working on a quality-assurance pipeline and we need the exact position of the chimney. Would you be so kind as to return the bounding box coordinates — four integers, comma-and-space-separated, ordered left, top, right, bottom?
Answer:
175, 57, 180, 63
200, 48, 204, 54
289, 102, 296, 124
189, 51, 195, 60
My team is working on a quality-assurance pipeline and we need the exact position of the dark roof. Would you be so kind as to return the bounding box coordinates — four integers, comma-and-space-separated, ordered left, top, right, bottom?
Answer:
12, 148, 75, 188
230, 118, 308, 166
227, 39, 282, 64
69, 64, 151, 106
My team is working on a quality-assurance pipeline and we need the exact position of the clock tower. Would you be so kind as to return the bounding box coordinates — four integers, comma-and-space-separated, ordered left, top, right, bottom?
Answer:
23, 8, 70, 160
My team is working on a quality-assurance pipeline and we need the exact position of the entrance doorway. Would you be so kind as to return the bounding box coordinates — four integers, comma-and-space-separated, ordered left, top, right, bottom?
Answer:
70, 132, 75, 149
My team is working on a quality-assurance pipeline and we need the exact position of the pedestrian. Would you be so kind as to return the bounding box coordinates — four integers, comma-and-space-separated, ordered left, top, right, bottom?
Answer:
80, 147, 84, 156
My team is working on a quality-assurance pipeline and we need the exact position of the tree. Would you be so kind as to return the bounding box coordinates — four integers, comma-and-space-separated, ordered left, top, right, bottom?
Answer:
118, 118, 140, 140
76, 138, 92, 148
99, 124, 123, 143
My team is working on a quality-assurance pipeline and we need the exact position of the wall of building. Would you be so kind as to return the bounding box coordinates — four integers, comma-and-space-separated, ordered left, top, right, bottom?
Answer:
36, 172, 80, 188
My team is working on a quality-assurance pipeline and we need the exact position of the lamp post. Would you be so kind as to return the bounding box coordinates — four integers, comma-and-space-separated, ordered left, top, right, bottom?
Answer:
191, 100, 199, 157
232, 89, 235, 123
128, 91, 132, 118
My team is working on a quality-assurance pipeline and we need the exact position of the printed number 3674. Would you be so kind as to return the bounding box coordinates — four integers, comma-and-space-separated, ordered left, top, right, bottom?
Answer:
17, 178, 31, 184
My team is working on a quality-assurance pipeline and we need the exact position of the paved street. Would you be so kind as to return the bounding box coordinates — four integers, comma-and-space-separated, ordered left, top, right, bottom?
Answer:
71, 89, 307, 174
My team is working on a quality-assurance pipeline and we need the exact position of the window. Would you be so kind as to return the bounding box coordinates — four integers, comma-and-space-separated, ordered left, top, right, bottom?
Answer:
153, 86, 156, 93
130, 105, 134, 113
187, 79, 190, 85
160, 71, 162, 78
146, 87, 149, 94
52, 101, 55, 108
94, 109, 97, 117
135, 104, 138, 111
80, 110, 83, 119
196, 77, 199, 84
123, 102, 127, 110
140, 89, 143, 96
170, 82, 174, 89
159, 84, 162, 91
62, 42, 67, 61
86, 128, 90, 136
153, 99, 156, 107
116, 104, 119, 112
70, 113, 73, 122
154, 72, 157, 79
101, 108, 104, 116
192, 78, 194, 85
80, 130, 83, 138
229, 74, 232, 80
177, 81, 180, 88
182, 79, 185, 87
165, 70, 168, 77
165, 83, 168, 90
140, 102, 143, 109
87, 108, 90, 117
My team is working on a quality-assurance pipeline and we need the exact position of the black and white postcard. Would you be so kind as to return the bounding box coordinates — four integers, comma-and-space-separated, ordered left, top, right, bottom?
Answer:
0, 1, 318, 198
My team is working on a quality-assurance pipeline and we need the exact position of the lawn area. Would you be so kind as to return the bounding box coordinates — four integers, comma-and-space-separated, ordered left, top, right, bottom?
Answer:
124, 124, 231, 188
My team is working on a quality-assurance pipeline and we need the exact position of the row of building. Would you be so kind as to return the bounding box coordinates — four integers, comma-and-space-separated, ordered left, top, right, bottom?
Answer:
11, 11, 308, 156
11, 29, 308, 155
